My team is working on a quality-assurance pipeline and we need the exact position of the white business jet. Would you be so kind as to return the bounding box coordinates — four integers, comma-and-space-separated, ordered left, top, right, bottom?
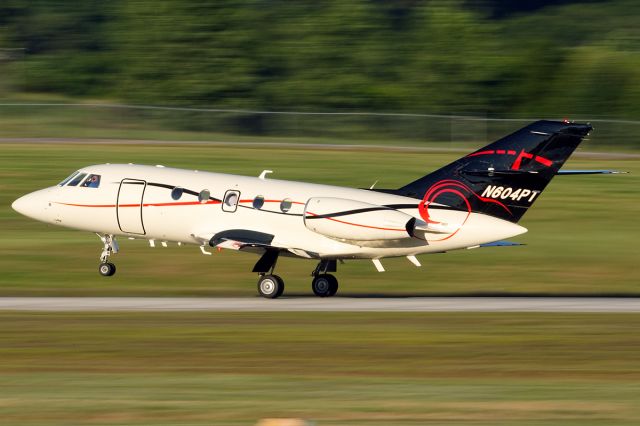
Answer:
12, 120, 618, 298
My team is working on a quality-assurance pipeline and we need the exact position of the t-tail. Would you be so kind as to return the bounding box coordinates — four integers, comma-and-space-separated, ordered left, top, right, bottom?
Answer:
394, 120, 593, 223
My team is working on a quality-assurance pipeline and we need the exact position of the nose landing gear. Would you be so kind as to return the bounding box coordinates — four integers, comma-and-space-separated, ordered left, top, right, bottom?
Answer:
99, 262, 116, 277
97, 233, 118, 277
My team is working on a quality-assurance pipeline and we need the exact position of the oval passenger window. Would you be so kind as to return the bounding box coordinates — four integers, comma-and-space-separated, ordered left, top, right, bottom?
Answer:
171, 187, 183, 200
199, 189, 210, 203
280, 198, 292, 212
253, 195, 265, 209
225, 192, 238, 207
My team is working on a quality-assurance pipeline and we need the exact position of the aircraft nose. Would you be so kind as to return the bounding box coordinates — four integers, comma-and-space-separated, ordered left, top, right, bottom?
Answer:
12, 188, 54, 222
11, 193, 33, 216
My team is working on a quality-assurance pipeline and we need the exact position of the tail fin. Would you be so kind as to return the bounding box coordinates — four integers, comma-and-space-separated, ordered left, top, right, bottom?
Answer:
395, 120, 592, 223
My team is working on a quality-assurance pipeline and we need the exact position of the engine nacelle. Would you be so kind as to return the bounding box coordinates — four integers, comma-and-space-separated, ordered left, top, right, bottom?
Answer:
304, 197, 415, 242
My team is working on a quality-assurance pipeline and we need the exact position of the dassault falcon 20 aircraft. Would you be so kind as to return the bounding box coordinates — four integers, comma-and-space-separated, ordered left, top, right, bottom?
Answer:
12, 120, 620, 298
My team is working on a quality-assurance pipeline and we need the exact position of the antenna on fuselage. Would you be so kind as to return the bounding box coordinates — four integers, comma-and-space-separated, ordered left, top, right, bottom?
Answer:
259, 170, 273, 180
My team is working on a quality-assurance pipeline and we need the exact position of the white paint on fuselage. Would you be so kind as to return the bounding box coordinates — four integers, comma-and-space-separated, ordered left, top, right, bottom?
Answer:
12, 164, 527, 259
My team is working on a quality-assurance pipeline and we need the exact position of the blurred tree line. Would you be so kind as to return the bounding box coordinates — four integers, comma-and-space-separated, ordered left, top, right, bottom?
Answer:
1, 0, 639, 119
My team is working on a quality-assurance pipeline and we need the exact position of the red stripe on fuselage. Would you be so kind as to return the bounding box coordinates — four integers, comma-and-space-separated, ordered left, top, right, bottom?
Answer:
144, 200, 221, 207
55, 200, 222, 208
55, 199, 305, 208
56, 202, 117, 208
60, 199, 417, 234
305, 212, 407, 232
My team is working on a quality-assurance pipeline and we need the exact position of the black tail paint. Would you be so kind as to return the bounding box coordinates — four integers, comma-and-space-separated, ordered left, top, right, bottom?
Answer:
394, 120, 592, 223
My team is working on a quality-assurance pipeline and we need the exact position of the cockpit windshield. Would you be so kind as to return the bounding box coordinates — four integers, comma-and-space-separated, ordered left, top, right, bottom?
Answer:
67, 173, 88, 187
58, 171, 80, 186
59, 171, 102, 188
81, 174, 101, 188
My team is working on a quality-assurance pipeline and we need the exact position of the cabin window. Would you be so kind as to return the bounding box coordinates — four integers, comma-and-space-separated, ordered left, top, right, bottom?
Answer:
198, 189, 210, 203
171, 187, 183, 200
253, 195, 265, 209
67, 173, 88, 187
225, 192, 238, 207
81, 174, 101, 188
280, 198, 292, 213
59, 171, 79, 186
222, 190, 240, 213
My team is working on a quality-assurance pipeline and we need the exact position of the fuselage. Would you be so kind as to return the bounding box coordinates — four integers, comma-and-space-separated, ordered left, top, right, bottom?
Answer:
12, 163, 527, 260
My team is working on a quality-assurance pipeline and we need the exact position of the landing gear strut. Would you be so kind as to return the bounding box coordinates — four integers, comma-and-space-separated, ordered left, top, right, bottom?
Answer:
254, 250, 284, 299
98, 234, 118, 277
311, 260, 339, 297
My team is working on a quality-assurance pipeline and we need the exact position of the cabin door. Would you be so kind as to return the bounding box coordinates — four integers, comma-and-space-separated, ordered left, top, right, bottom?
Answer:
117, 179, 146, 235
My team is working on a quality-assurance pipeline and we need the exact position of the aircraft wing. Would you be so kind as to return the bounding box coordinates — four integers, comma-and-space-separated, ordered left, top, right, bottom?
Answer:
467, 240, 524, 249
209, 229, 275, 249
479, 240, 524, 247
557, 170, 628, 175
205, 229, 317, 259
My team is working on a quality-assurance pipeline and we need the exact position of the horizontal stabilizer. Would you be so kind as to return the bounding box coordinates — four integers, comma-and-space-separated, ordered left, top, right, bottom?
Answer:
557, 170, 628, 175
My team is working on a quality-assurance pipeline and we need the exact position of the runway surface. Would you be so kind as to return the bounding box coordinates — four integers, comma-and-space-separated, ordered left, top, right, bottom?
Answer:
0, 297, 639, 312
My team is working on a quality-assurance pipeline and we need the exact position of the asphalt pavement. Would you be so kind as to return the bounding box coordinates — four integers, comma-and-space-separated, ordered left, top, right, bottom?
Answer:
0, 297, 638, 312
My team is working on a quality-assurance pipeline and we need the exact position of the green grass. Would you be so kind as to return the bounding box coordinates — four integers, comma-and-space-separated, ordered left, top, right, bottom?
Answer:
1, 312, 640, 425
1, 142, 638, 296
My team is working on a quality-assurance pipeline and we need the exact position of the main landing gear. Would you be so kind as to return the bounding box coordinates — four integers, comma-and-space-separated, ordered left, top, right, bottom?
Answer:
253, 250, 284, 299
252, 251, 340, 299
97, 234, 118, 277
257, 274, 285, 299
311, 259, 338, 298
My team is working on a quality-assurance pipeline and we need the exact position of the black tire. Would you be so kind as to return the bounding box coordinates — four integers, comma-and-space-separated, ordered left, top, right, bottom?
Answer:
273, 275, 285, 298
312, 274, 334, 297
98, 262, 116, 277
327, 274, 339, 297
257, 274, 284, 299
